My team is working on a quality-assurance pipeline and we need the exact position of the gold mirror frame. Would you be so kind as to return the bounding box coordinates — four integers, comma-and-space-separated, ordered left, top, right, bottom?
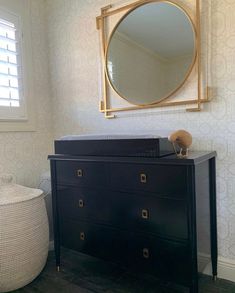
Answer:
97, 0, 210, 119
105, 1, 197, 107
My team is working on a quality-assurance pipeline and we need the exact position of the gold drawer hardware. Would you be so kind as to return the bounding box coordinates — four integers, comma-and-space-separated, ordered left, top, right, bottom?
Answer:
77, 169, 83, 177
79, 199, 84, 208
142, 209, 149, 219
140, 173, 147, 183
80, 232, 85, 241
143, 248, 150, 259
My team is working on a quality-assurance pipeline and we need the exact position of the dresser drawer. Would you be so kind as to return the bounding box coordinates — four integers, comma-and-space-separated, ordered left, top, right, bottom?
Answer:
57, 186, 114, 226
60, 219, 190, 286
128, 234, 191, 285
56, 161, 107, 187
108, 163, 187, 196
60, 219, 129, 264
114, 192, 188, 240
57, 186, 188, 240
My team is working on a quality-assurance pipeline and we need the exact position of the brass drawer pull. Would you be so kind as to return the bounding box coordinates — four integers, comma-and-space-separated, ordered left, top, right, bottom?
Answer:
142, 209, 149, 219
77, 169, 83, 177
140, 173, 147, 183
80, 232, 85, 241
143, 248, 150, 259
79, 199, 84, 208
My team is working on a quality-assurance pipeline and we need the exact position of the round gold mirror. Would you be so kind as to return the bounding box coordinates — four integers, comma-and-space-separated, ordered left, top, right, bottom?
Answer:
106, 1, 197, 106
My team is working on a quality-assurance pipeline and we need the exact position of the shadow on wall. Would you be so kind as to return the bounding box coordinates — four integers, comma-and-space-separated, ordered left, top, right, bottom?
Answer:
39, 172, 53, 243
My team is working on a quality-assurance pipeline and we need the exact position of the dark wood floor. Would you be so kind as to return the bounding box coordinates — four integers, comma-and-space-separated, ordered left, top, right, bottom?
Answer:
14, 248, 235, 293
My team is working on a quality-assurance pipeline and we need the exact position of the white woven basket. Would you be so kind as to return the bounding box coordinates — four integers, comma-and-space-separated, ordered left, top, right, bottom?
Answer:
0, 175, 49, 292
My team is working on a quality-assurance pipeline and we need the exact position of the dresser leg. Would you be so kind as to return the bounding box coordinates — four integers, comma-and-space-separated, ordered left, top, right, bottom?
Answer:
190, 281, 198, 293
54, 233, 61, 271
189, 284, 198, 293
209, 158, 218, 279
54, 240, 61, 271
50, 160, 61, 273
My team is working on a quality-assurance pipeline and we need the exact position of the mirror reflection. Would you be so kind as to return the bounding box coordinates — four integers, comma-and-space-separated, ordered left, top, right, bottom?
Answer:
106, 2, 196, 105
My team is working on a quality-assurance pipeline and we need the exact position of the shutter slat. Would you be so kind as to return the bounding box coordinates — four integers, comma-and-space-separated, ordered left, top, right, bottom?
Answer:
0, 23, 16, 32
0, 95, 20, 101
0, 96, 19, 101
0, 72, 21, 78
0, 60, 18, 66
0, 47, 18, 55
0, 35, 17, 44
0, 99, 19, 107
0, 85, 19, 90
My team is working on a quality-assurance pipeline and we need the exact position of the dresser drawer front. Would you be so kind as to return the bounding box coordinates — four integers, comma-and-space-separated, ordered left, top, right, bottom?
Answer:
57, 186, 115, 226
108, 163, 187, 196
128, 234, 191, 285
56, 161, 107, 187
59, 219, 190, 286
57, 186, 188, 240
60, 219, 129, 264
115, 192, 188, 240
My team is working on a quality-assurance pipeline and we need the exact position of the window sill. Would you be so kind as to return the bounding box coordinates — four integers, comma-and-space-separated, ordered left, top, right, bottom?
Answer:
0, 117, 36, 132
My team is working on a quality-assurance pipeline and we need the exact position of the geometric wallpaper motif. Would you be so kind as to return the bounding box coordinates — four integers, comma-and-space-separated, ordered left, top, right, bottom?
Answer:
45, 0, 235, 261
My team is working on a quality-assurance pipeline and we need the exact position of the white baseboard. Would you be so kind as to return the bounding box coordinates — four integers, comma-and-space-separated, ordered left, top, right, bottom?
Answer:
198, 253, 235, 282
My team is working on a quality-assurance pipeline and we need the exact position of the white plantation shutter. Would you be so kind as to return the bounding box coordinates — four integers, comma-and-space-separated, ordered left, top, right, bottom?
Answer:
0, 9, 26, 120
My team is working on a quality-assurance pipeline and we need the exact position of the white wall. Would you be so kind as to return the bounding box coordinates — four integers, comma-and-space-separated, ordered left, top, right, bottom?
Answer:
45, 0, 235, 272
0, 0, 53, 187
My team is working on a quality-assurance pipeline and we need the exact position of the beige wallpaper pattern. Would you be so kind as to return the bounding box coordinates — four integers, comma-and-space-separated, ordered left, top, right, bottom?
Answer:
0, 0, 53, 187
45, 0, 235, 261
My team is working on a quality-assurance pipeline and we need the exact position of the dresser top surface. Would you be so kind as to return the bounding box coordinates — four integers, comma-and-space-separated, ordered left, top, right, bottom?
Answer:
48, 151, 216, 166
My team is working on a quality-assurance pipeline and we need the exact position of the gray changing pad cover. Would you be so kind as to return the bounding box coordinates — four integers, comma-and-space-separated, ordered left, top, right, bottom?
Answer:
59, 132, 172, 141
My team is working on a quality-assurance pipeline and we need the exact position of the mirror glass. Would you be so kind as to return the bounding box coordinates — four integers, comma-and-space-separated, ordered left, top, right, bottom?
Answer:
106, 2, 196, 105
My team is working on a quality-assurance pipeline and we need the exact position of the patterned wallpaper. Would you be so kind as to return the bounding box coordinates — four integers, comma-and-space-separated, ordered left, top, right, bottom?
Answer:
0, 0, 53, 187
45, 0, 235, 261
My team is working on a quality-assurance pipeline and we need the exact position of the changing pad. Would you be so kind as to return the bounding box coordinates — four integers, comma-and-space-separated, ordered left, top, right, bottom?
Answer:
60, 134, 161, 140
55, 132, 175, 158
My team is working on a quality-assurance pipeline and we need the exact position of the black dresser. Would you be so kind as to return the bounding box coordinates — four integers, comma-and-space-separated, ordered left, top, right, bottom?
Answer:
49, 138, 217, 293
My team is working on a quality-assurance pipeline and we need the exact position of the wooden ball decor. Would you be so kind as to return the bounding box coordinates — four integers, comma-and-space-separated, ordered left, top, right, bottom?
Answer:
168, 130, 193, 158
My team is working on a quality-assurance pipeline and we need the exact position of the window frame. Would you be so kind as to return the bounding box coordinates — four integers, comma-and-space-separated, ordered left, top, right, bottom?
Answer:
0, 1, 36, 132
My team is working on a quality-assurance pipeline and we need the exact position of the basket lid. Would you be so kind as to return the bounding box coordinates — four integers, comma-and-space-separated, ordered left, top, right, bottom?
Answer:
0, 174, 43, 205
